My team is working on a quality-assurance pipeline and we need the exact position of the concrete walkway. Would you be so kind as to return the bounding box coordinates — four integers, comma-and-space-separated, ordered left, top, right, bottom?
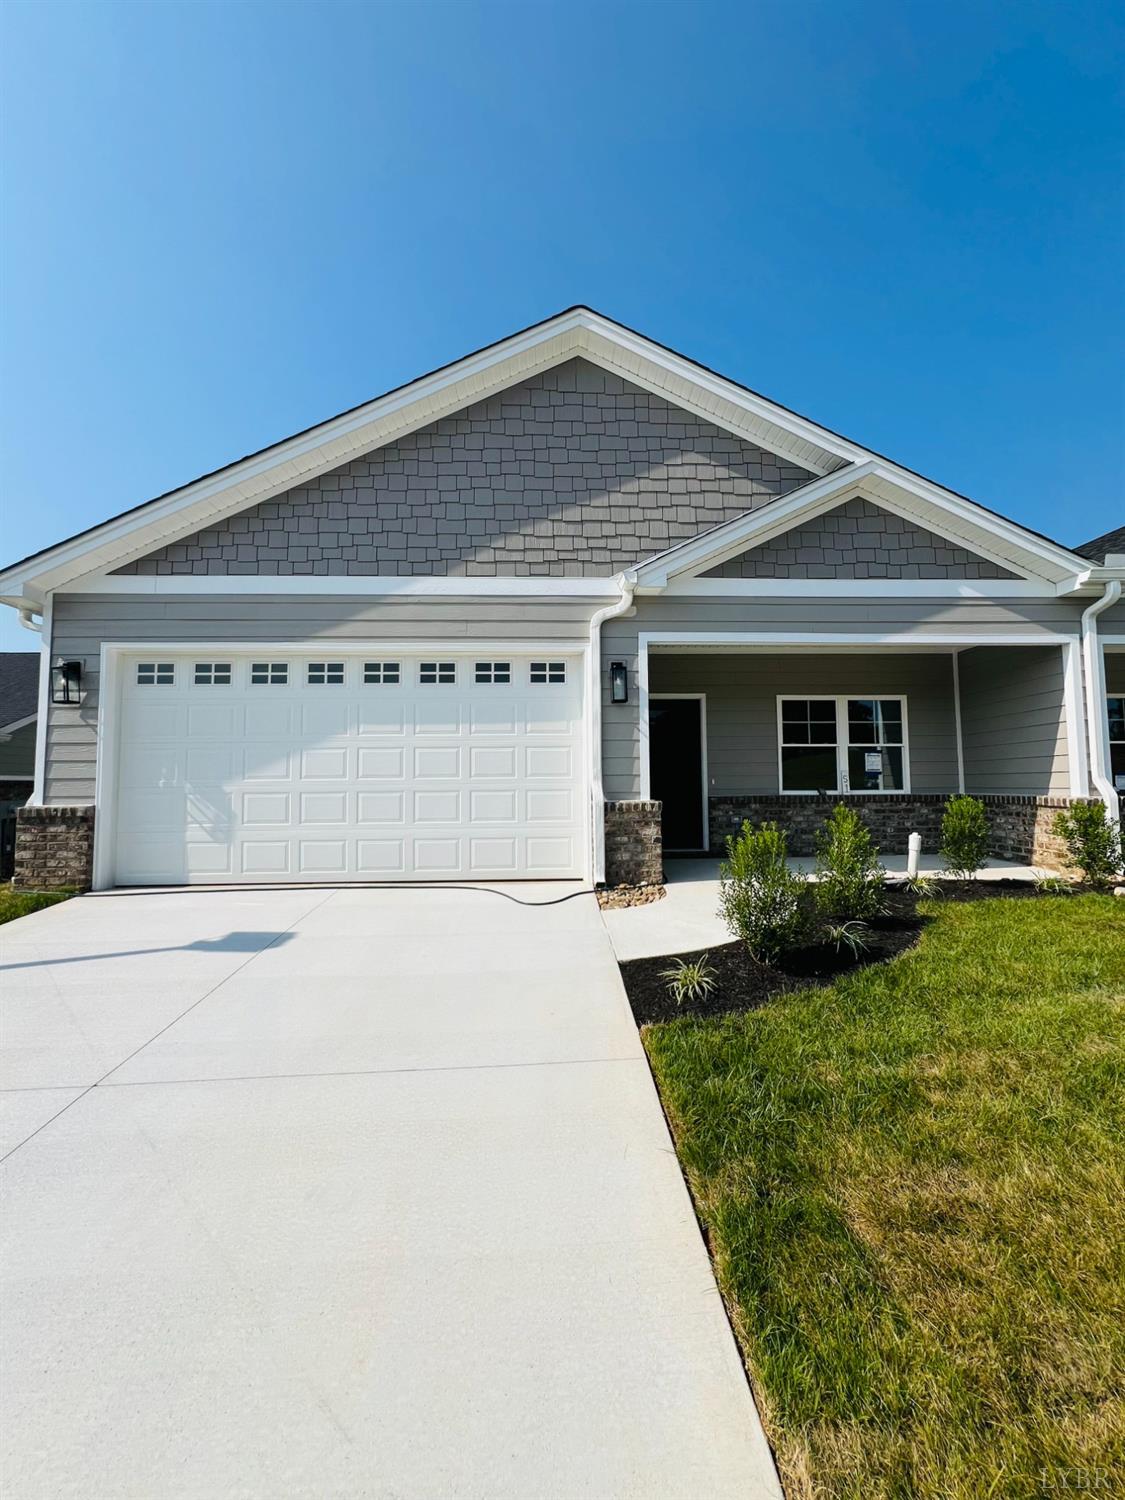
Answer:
0, 885, 780, 1500
603, 854, 1053, 961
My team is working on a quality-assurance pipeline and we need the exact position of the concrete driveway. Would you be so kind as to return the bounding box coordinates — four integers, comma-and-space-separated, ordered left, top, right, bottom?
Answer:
1, 885, 779, 1500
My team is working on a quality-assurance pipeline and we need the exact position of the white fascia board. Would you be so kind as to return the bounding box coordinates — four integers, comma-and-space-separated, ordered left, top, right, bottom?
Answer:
662, 577, 1058, 599
0, 712, 37, 737
1, 307, 1087, 602
59, 574, 621, 598
0, 309, 850, 601
639, 629, 1077, 650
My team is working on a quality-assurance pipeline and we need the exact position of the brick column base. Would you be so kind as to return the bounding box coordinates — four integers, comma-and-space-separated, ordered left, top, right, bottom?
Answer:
13, 806, 96, 890
603, 801, 663, 887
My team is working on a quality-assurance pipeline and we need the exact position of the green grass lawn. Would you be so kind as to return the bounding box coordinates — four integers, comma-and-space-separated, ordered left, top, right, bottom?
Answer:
0, 887, 74, 925
643, 895, 1125, 1500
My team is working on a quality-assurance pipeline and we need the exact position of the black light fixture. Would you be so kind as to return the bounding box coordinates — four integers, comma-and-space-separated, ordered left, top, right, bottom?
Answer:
51, 660, 82, 705
609, 660, 629, 705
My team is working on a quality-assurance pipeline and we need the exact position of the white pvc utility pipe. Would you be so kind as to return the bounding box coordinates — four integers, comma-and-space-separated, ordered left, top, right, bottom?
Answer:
1080, 579, 1122, 821
587, 569, 637, 883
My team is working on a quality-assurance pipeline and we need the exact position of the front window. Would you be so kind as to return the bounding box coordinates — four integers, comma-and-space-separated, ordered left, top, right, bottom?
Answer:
1109, 696, 1125, 790
778, 696, 908, 793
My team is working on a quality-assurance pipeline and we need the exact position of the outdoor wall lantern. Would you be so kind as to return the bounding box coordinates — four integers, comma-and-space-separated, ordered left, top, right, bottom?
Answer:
609, 660, 629, 705
51, 660, 83, 705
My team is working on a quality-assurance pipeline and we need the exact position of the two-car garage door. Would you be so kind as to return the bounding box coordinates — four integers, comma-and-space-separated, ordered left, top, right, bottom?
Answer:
110, 650, 587, 884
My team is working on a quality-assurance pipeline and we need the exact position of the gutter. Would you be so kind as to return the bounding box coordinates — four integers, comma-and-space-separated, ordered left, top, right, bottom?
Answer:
17, 607, 41, 633
587, 570, 637, 883
1080, 579, 1122, 821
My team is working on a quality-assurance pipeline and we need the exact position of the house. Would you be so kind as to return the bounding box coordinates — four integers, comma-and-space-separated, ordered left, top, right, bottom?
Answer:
0, 308, 1121, 892
0, 652, 38, 878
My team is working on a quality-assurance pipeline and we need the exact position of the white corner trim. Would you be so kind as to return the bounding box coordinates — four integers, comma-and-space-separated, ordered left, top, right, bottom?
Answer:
951, 649, 966, 795
59, 574, 623, 599
1062, 638, 1091, 799
28, 595, 52, 806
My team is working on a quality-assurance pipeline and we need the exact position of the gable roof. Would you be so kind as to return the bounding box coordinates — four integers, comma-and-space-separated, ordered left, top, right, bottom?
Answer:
633, 461, 1088, 588
1074, 525, 1125, 564
0, 652, 39, 734
0, 306, 1096, 605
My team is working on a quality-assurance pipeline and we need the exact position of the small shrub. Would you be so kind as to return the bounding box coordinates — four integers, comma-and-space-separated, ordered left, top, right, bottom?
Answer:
941, 795, 990, 878
824, 920, 871, 957
1033, 873, 1072, 895
660, 954, 717, 1008
1051, 802, 1123, 886
718, 820, 808, 963
899, 873, 941, 899
814, 803, 885, 922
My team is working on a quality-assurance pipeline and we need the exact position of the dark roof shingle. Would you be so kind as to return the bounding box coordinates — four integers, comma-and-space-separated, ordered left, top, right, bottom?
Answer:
0, 652, 39, 729
1074, 525, 1125, 564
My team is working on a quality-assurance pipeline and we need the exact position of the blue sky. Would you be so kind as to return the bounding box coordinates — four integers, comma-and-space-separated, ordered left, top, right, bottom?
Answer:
1, 0, 1122, 649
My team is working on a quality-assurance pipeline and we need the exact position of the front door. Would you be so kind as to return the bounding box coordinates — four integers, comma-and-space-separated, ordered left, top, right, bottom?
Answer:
649, 697, 705, 851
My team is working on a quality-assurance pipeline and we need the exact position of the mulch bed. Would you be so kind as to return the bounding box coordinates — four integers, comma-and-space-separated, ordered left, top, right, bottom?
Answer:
620, 879, 1064, 1025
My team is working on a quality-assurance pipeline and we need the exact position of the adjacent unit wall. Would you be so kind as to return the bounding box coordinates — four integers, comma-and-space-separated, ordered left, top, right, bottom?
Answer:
0, 720, 36, 779
958, 645, 1070, 795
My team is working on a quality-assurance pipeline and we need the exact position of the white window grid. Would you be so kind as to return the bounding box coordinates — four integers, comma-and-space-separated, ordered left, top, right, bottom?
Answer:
136, 662, 175, 686
250, 662, 289, 686
363, 662, 401, 685
776, 695, 910, 794
193, 662, 232, 686
419, 662, 456, 685
307, 661, 345, 685
475, 661, 511, 684
530, 661, 566, 684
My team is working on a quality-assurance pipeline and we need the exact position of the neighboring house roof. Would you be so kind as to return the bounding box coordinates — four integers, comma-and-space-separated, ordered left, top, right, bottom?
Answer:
0, 306, 1100, 604
1074, 526, 1125, 564
0, 652, 39, 735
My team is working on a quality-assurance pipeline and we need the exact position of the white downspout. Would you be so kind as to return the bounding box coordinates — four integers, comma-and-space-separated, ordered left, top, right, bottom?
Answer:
17, 607, 41, 633
588, 569, 637, 883
1081, 579, 1122, 821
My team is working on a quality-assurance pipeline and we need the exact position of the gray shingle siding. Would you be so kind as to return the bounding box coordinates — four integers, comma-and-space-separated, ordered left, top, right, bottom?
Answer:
113, 359, 815, 578
703, 497, 1018, 579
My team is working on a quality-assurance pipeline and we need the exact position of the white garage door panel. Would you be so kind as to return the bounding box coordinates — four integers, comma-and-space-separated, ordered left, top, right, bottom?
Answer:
112, 652, 586, 884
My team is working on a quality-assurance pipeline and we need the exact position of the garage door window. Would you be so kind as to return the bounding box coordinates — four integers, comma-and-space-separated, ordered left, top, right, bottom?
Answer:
307, 662, 345, 685
136, 662, 175, 686
474, 661, 511, 684
250, 662, 289, 686
420, 662, 456, 685
363, 661, 400, 684
194, 662, 232, 686
530, 661, 566, 684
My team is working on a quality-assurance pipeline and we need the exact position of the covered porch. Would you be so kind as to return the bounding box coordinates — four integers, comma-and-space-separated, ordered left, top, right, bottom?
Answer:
602, 634, 1091, 885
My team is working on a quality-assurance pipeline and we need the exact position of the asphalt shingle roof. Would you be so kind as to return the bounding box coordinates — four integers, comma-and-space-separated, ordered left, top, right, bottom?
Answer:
0, 652, 39, 729
1074, 525, 1125, 564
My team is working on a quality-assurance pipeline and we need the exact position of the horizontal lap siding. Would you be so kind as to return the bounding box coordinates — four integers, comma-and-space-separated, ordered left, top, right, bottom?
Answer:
602, 596, 1084, 799
46, 595, 597, 805
958, 646, 1069, 794
649, 653, 957, 793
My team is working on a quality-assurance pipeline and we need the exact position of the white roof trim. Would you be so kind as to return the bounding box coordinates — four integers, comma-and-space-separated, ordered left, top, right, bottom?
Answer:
0, 307, 1085, 604
0, 712, 37, 738
634, 461, 1086, 587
